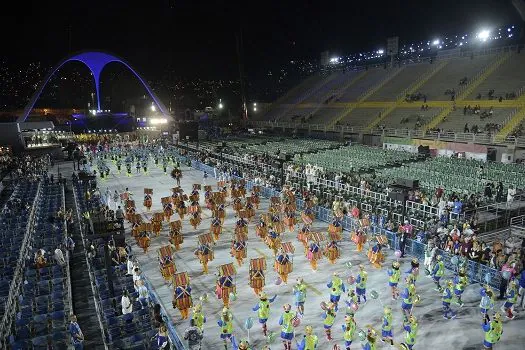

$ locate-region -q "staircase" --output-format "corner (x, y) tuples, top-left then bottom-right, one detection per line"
(276, 73), (340, 121)
(495, 107), (525, 141)
(328, 67), (405, 127)
(424, 52), (512, 131)
(66, 183), (107, 349)
(364, 61), (449, 131)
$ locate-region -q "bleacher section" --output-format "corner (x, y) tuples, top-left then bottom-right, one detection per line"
(339, 108), (384, 126)
(467, 53), (525, 100)
(338, 68), (387, 102)
(437, 108), (515, 132)
(366, 63), (432, 101)
(379, 107), (439, 129)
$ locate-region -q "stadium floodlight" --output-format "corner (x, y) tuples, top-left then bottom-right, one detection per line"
(218, 103), (223, 109)
(151, 104), (156, 112)
(150, 118), (168, 125)
(377, 49), (384, 55)
(432, 39), (440, 46)
(253, 102), (257, 106)
(253, 107), (257, 112)
(329, 57), (339, 64)
(477, 30), (490, 41)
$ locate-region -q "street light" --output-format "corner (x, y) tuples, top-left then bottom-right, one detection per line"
(218, 98), (224, 109)
(151, 103), (156, 112)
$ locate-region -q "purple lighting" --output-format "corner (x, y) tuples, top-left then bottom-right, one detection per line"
(18, 51), (170, 122)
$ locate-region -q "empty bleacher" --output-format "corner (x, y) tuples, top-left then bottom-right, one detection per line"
(417, 54), (497, 100)
(338, 67), (388, 102)
(466, 53), (525, 100)
(338, 108), (383, 126)
(366, 63), (433, 101)
(302, 70), (361, 103)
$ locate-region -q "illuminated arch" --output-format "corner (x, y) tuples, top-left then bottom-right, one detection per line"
(18, 51), (170, 122)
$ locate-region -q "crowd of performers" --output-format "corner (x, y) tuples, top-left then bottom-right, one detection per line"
(81, 145), (518, 350)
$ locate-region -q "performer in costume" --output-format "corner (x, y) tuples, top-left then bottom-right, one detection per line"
(169, 226), (183, 250)
(362, 327), (378, 350)
(480, 285), (496, 315)
(177, 199), (187, 220)
(325, 240), (341, 264)
(297, 224), (310, 249)
(144, 193), (152, 211)
(368, 241), (384, 269)
(196, 243), (212, 274)
(35, 250), (47, 269)
(388, 261), (401, 300)
(245, 201), (255, 222)
(173, 283), (192, 319)
(252, 292), (277, 336)
(210, 216), (223, 241)
(454, 267), (468, 307)
(381, 306), (394, 345)
(400, 278), (417, 319)
(256, 216), (268, 240)
(442, 280), (457, 319)
(231, 239), (247, 267)
(266, 229), (282, 256)
(284, 211), (296, 232)
(431, 255), (445, 292)
(278, 304), (297, 350)
(327, 272), (345, 311)
(234, 217), (248, 240)
(163, 201), (173, 221)
(191, 303), (206, 333)
(293, 278), (307, 315)
(138, 230), (151, 253)
(298, 325), (318, 350)
(355, 265), (368, 304)
(251, 190), (260, 210)
(271, 213), (284, 234)
(322, 302), (337, 340)
(482, 312), (503, 349)
(232, 338), (251, 350)
(406, 258), (420, 285)
(502, 278), (518, 320)
(217, 307), (233, 349)
(328, 217), (342, 235)
(342, 314), (356, 350)
(216, 274), (235, 308)
(401, 315), (418, 350)
(355, 229), (366, 253)
(190, 211), (202, 230)
(275, 247), (292, 284)
(307, 239), (321, 272)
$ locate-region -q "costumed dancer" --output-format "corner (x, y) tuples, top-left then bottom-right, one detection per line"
(381, 306), (394, 345)
(355, 265), (368, 304)
(297, 224), (310, 250)
(138, 228), (151, 253)
(169, 223), (183, 250)
(361, 327), (378, 350)
(231, 338), (251, 350)
(307, 239), (321, 272)
(275, 247), (292, 284)
(256, 216), (268, 240)
(400, 278), (417, 320)
(355, 228), (366, 253)
(406, 258), (420, 285)
(293, 278), (307, 315)
(284, 211), (296, 232)
(442, 280), (457, 319)
(211, 216), (223, 242)
(480, 285), (496, 316)
(278, 304), (297, 350)
(192, 303), (206, 333)
(482, 312), (503, 349)
(401, 315), (418, 350)
(217, 273), (235, 308)
(177, 199), (187, 220)
(388, 261), (401, 300)
(328, 217), (342, 236)
(271, 213), (285, 235)
(231, 239), (247, 267)
(251, 189), (260, 210)
(431, 255), (445, 292)
(267, 228), (282, 256)
(327, 272), (345, 311)
(217, 307), (233, 349)
(298, 325), (318, 350)
(173, 282), (192, 319)
(190, 211), (202, 230)
(245, 201), (255, 223)
(144, 192), (152, 211)
(341, 314), (356, 350)
(252, 292), (277, 336)
(454, 267), (468, 307)
(325, 240), (341, 265)
(501, 278), (518, 320)
(235, 217), (248, 241)
(367, 241), (384, 269)
(163, 200), (174, 221)
(322, 302), (337, 341)
(196, 243), (213, 274)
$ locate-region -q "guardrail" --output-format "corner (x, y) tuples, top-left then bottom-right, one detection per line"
(0, 181), (41, 345)
(189, 158), (504, 290)
(61, 183), (73, 317)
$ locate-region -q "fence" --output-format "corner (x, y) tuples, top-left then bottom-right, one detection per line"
(190, 158), (503, 290)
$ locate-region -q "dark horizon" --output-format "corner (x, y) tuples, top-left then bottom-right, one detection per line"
(2, 0), (523, 80)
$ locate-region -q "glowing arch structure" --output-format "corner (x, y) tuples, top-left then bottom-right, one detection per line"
(18, 51), (170, 122)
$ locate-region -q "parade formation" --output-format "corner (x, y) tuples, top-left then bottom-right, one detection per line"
(81, 142), (522, 350)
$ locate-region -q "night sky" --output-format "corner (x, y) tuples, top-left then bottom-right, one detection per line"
(1, 0), (522, 80)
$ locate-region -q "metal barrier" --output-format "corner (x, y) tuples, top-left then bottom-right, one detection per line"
(188, 158), (504, 290)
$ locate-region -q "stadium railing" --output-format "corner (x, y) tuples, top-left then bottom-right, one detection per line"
(188, 158), (503, 290)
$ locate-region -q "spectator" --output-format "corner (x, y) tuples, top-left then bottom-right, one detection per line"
(155, 323), (170, 349)
(184, 319), (203, 349)
(151, 304), (163, 328)
(69, 315), (84, 350)
(115, 206), (124, 226)
(121, 290), (133, 315)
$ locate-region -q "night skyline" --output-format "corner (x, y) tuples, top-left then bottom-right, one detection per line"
(2, 0), (522, 81)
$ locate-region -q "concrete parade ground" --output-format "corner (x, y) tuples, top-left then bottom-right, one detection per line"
(97, 160), (525, 350)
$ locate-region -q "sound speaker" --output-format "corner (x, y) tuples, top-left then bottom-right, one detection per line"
(487, 147), (497, 162)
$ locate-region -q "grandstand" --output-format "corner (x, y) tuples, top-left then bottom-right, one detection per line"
(258, 45), (525, 144)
